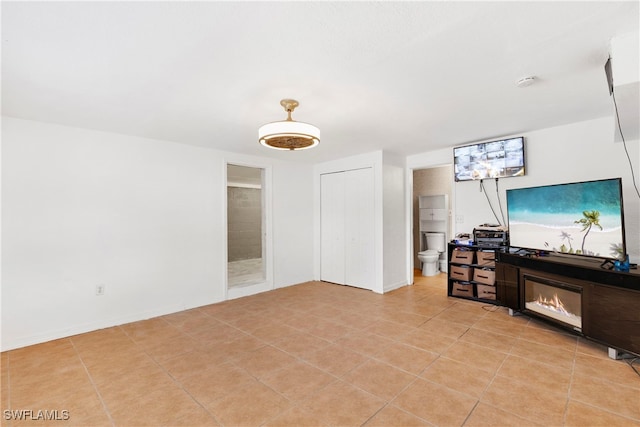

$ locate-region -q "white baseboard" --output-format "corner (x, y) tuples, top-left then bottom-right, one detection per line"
(384, 280), (408, 293)
(227, 281), (273, 300)
(1, 299), (223, 352)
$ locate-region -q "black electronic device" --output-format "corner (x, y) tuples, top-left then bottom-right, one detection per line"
(605, 57), (614, 96)
(473, 226), (509, 247)
(453, 136), (525, 182)
(506, 178), (626, 261)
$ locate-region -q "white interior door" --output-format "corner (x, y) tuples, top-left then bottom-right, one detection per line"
(320, 172), (346, 284)
(320, 168), (374, 290)
(345, 168), (375, 289)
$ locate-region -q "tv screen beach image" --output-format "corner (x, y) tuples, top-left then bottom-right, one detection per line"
(507, 179), (624, 258)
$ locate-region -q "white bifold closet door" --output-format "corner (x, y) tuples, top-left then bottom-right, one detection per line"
(320, 168), (375, 290)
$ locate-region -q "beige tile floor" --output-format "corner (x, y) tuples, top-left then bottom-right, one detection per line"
(1, 273), (639, 426)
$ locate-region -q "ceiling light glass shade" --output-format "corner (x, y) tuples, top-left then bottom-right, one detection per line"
(258, 121), (320, 150)
(258, 99), (320, 150)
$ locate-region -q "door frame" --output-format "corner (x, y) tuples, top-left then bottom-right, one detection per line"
(405, 162), (455, 285)
(224, 160), (274, 300)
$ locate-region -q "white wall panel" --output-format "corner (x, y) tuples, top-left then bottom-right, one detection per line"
(1, 117), (314, 350)
(382, 157), (408, 292)
(320, 172), (346, 285)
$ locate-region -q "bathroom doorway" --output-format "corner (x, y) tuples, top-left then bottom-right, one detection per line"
(227, 164), (266, 288)
(413, 165), (453, 277)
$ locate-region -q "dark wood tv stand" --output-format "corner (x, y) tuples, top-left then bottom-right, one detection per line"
(496, 250), (640, 358)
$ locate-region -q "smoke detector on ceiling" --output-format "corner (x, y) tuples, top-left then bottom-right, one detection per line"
(516, 76), (537, 88)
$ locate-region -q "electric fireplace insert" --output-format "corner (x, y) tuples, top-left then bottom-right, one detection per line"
(523, 274), (583, 332)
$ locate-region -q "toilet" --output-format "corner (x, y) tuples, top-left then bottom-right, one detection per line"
(417, 232), (446, 276)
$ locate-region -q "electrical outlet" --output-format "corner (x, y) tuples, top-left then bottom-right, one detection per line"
(456, 215), (464, 223)
(95, 284), (105, 296)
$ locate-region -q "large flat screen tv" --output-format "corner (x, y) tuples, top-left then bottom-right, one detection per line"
(506, 178), (626, 260)
(453, 136), (525, 182)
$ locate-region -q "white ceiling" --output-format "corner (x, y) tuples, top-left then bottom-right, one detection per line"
(2, 1), (638, 164)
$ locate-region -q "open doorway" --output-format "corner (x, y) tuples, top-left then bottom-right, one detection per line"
(227, 164), (265, 288)
(412, 165), (453, 279)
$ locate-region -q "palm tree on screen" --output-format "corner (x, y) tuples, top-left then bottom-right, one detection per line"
(559, 231), (574, 253)
(575, 210), (602, 254)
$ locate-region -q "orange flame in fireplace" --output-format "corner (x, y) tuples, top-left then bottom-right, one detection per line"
(535, 293), (571, 316)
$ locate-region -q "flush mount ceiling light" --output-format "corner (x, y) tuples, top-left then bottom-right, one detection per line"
(258, 99), (320, 150)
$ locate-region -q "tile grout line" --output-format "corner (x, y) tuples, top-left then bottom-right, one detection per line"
(567, 344), (640, 422)
(8, 278), (639, 426)
(562, 332), (580, 425)
(68, 337), (115, 427)
(219, 331), (357, 426)
(460, 400), (481, 427)
(124, 323), (227, 427)
(469, 314), (528, 424)
(238, 318), (434, 426)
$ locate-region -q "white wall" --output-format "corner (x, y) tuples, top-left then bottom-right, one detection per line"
(1, 117), (313, 350)
(4, 114), (637, 350)
(382, 153), (407, 292)
(611, 31), (639, 87)
(610, 31), (640, 143)
(407, 117), (640, 263)
(271, 162), (315, 288)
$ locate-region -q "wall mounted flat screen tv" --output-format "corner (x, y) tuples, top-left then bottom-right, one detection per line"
(506, 178), (626, 260)
(454, 136), (525, 182)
